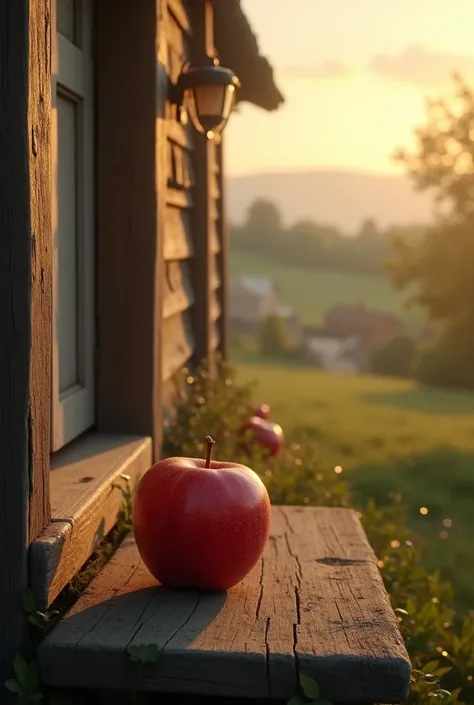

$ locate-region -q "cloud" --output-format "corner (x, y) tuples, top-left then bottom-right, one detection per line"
(282, 60), (351, 80)
(370, 45), (474, 87)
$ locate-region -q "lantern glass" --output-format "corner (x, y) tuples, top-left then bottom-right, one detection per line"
(185, 82), (237, 136)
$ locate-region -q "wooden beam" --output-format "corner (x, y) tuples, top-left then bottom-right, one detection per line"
(0, 0), (33, 685)
(38, 507), (411, 702)
(28, 0), (52, 542)
(96, 0), (165, 460)
(215, 137), (229, 359)
(188, 0), (214, 366)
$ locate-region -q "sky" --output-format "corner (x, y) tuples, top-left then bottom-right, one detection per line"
(225, 0), (474, 177)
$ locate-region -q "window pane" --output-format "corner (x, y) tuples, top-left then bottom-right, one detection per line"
(57, 0), (77, 44)
(57, 94), (80, 394)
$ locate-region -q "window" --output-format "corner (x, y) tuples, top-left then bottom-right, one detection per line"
(51, 0), (95, 451)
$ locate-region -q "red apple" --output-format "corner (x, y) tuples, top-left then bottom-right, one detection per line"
(132, 436), (271, 592)
(241, 416), (284, 458)
(253, 403), (271, 420)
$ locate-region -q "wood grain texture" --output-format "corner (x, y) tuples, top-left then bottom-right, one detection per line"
(162, 311), (195, 382)
(167, 120), (193, 150)
(30, 435), (152, 609)
(0, 0), (32, 685)
(38, 507), (410, 702)
(164, 206), (194, 261)
(167, 0), (191, 35)
(215, 138), (229, 358)
(166, 186), (193, 209)
(163, 261), (195, 320)
(96, 0), (163, 455)
(28, 0), (52, 542)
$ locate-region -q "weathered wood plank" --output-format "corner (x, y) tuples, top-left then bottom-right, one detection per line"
(167, 119), (193, 150)
(30, 435), (152, 609)
(162, 311), (195, 382)
(210, 256), (221, 289)
(210, 171), (220, 199)
(163, 260), (194, 320)
(163, 206), (194, 261)
(167, 0), (191, 35)
(166, 186), (193, 209)
(168, 142), (195, 189)
(96, 0), (164, 456)
(210, 289), (221, 321)
(211, 320), (220, 352)
(166, 10), (190, 83)
(210, 218), (220, 254)
(0, 0), (33, 685)
(38, 507), (410, 702)
(215, 138), (229, 358)
(28, 0), (52, 542)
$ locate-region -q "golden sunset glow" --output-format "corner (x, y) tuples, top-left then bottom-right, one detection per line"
(226, 0), (474, 176)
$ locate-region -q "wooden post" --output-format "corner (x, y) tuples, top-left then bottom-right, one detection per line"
(28, 0), (52, 542)
(189, 0), (214, 367)
(215, 136), (229, 359)
(0, 0), (34, 686)
(96, 0), (164, 460)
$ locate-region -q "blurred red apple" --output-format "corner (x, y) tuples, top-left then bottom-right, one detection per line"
(253, 403), (271, 420)
(241, 416), (284, 458)
(132, 437), (271, 591)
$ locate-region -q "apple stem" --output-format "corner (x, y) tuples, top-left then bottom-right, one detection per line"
(205, 435), (215, 468)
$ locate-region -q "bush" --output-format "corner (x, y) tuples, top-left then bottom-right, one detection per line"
(260, 313), (292, 357)
(372, 335), (416, 378)
(414, 327), (474, 390)
(164, 359), (474, 705)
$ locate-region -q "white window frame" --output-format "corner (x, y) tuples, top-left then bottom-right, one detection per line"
(51, 0), (95, 452)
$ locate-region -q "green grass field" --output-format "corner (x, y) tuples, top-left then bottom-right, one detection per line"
(230, 249), (423, 330)
(233, 349), (474, 611)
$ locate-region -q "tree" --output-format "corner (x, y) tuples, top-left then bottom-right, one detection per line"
(260, 314), (291, 358)
(245, 199), (283, 236)
(371, 335), (416, 378)
(388, 75), (474, 342)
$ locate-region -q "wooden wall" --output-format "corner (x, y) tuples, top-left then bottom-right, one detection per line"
(162, 0), (225, 405)
(162, 0), (196, 400)
(209, 138), (223, 355)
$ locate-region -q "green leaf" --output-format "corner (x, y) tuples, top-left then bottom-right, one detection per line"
(28, 612), (48, 629)
(287, 697), (305, 705)
(299, 674), (320, 699)
(423, 661), (440, 674)
(4, 678), (23, 694)
(25, 661), (40, 693)
(13, 654), (29, 686)
(21, 589), (37, 614)
(24, 692), (43, 703)
(126, 644), (162, 664)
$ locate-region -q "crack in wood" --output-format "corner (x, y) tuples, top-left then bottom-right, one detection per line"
(38, 508), (411, 702)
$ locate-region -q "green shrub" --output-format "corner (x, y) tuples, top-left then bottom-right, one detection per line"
(260, 313), (292, 358)
(164, 359), (474, 705)
(414, 327), (474, 390)
(372, 335), (416, 377)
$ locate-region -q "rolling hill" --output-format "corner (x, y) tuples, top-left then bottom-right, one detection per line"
(227, 169), (435, 231)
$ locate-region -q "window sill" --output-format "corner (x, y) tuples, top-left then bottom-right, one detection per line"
(30, 433), (152, 610)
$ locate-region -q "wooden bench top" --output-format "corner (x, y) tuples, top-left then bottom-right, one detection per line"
(38, 506), (410, 702)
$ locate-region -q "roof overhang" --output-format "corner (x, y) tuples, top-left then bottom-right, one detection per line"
(212, 0), (284, 112)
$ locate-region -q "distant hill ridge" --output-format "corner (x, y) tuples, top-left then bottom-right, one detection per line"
(226, 169), (435, 232)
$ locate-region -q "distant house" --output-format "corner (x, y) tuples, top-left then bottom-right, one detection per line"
(229, 276), (279, 327)
(304, 335), (362, 373)
(324, 304), (404, 350)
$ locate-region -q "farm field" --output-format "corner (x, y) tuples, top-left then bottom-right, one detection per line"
(233, 349), (474, 611)
(230, 249), (423, 331)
